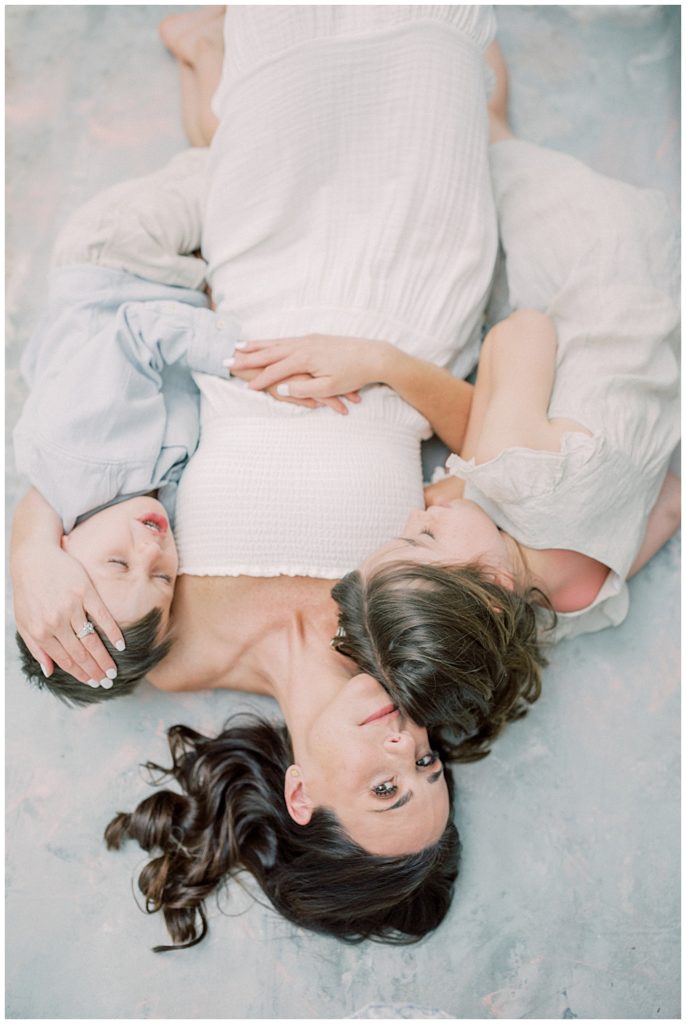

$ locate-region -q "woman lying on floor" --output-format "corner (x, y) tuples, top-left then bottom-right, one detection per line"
(8, 6), (679, 950)
(12, 5), (503, 948)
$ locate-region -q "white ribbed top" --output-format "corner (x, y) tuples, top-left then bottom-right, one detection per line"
(179, 6), (497, 577)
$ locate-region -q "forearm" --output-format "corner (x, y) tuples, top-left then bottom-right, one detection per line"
(376, 345), (474, 453)
(11, 487), (63, 564)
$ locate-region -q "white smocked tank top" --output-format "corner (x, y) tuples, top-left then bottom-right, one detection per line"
(174, 379), (430, 577)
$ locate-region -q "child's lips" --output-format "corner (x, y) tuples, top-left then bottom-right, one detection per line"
(137, 513), (169, 536)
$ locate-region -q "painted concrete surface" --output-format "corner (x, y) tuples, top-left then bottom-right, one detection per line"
(6, 6), (680, 1019)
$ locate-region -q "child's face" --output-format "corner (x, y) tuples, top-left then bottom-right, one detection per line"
(62, 497), (178, 628)
(361, 500), (512, 584)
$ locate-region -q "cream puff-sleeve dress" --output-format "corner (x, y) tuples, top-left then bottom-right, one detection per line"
(447, 139), (680, 640)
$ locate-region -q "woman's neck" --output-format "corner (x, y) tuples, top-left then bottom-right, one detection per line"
(264, 599), (357, 744)
(151, 575), (342, 694)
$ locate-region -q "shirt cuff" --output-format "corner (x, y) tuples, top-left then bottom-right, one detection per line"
(188, 309), (242, 377)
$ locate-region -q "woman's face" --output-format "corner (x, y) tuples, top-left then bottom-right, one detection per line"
(289, 673), (450, 856)
(62, 497), (178, 627)
(361, 500), (511, 580)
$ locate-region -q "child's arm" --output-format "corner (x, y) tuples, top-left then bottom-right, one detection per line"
(115, 300), (240, 379)
(10, 488), (124, 685)
(230, 335), (474, 453)
(425, 309), (559, 506)
(627, 472), (681, 577)
(52, 147), (210, 291)
(467, 309), (560, 464)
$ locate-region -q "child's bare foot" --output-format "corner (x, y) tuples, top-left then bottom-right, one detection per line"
(485, 41), (514, 143)
(160, 6), (225, 64)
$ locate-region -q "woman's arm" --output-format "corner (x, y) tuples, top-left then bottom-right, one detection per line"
(10, 488), (124, 684)
(230, 335), (474, 453)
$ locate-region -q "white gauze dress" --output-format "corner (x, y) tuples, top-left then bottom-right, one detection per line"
(447, 140), (680, 640)
(174, 5), (497, 577)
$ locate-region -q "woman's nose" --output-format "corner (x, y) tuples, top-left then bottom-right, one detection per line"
(383, 731), (415, 755)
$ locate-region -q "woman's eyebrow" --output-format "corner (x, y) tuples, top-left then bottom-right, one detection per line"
(373, 790), (414, 813)
(427, 768), (444, 784)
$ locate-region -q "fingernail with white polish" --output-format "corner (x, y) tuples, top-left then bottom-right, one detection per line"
(106, 668), (117, 680)
(40, 663), (49, 678)
(87, 679), (100, 688)
(276, 384), (290, 396)
(115, 640), (126, 652)
(235, 341), (247, 349)
(223, 357), (235, 369)
(100, 678), (114, 690)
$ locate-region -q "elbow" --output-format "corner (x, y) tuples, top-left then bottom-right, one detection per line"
(663, 472), (682, 536)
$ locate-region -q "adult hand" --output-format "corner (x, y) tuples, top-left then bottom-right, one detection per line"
(229, 362), (357, 415)
(228, 334), (389, 402)
(12, 543), (124, 688)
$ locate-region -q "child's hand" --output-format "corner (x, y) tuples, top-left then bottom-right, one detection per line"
(13, 543), (124, 687)
(229, 334), (392, 402)
(423, 475), (465, 507)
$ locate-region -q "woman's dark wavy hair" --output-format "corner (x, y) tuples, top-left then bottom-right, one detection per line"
(15, 608), (172, 706)
(331, 562), (555, 763)
(105, 713), (460, 950)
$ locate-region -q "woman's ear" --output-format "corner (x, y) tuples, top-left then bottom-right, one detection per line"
(283, 765), (314, 826)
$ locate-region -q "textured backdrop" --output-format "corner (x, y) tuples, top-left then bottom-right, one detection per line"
(6, 5), (680, 1019)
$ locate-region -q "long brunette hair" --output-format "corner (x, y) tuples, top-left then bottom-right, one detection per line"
(331, 562), (554, 763)
(105, 714), (460, 950)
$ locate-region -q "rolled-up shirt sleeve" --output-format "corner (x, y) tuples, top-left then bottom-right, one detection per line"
(116, 301), (241, 379)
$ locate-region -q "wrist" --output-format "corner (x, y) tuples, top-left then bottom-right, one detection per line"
(373, 340), (405, 385)
(377, 344), (415, 389)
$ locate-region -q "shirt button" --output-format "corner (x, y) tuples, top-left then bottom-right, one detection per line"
(164, 303), (175, 314)
(216, 320), (225, 330)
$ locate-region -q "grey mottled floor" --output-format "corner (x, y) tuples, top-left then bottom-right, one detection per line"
(6, 6), (680, 1020)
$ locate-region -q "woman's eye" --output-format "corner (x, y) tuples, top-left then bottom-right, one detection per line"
(156, 574), (173, 584)
(420, 529), (436, 539)
(108, 558), (129, 569)
(372, 780), (398, 799)
(416, 751), (439, 768)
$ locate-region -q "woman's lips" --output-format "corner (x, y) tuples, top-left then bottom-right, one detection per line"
(137, 513), (169, 536)
(360, 703), (397, 726)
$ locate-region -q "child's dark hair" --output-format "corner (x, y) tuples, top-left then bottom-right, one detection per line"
(331, 562), (555, 763)
(15, 608), (172, 706)
(106, 714), (460, 949)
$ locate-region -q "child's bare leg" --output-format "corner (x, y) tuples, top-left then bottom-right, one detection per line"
(485, 41), (514, 144)
(160, 7), (226, 147)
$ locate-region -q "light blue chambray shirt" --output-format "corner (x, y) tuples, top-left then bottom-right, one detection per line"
(13, 263), (240, 532)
